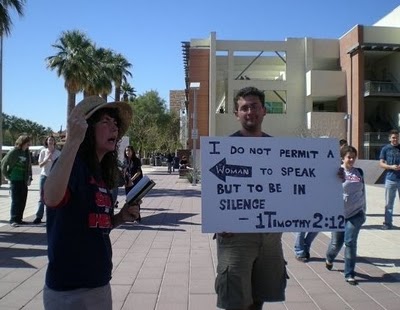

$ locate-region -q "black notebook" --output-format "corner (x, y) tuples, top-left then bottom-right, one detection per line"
(126, 175), (156, 204)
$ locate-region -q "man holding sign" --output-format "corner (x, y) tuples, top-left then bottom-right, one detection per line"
(214, 87), (287, 310)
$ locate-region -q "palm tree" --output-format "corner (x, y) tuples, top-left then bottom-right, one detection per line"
(7, 115), (23, 142)
(0, 0), (25, 36)
(84, 47), (114, 100)
(111, 53), (132, 101)
(0, 0), (26, 157)
(121, 82), (136, 102)
(46, 30), (94, 118)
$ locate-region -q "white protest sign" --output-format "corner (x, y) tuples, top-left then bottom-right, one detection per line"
(200, 137), (344, 233)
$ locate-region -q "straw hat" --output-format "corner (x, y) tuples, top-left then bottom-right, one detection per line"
(74, 96), (133, 139)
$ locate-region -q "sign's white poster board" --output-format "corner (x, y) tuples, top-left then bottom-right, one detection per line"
(200, 137), (344, 233)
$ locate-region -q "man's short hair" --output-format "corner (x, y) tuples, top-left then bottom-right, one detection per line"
(389, 129), (399, 136)
(234, 87), (265, 111)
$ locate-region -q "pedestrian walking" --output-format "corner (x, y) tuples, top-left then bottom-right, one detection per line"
(1, 134), (33, 227)
(326, 145), (366, 285)
(167, 152), (173, 174)
(294, 232), (318, 261)
(379, 129), (400, 230)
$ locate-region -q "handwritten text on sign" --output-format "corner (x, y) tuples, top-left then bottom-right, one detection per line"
(200, 137), (343, 233)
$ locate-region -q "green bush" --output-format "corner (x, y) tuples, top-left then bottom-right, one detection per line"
(186, 168), (201, 184)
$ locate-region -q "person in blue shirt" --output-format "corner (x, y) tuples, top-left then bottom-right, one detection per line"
(379, 129), (400, 230)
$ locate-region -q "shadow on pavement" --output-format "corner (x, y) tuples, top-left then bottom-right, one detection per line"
(0, 230), (47, 246)
(0, 248), (47, 268)
(356, 272), (399, 283)
(0, 231), (47, 268)
(116, 187), (201, 199)
(147, 188), (201, 198)
(359, 255), (400, 269)
(140, 207), (171, 212)
(117, 225), (186, 232)
(116, 212), (199, 232)
(362, 224), (400, 230)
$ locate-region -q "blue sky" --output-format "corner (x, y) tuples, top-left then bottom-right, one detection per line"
(3, 0), (400, 131)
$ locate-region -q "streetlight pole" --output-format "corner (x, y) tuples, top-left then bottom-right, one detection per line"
(190, 82), (200, 186)
(344, 113), (352, 145)
(180, 100), (188, 149)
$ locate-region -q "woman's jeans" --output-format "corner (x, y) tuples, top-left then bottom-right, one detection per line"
(36, 175), (47, 220)
(384, 179), (400, 226)
(326, 211), (365, 278)
(10, 180), (28, 223)
(294, 232), (319, 257)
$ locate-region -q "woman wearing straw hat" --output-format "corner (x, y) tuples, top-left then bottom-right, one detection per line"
(42, 96), (138, 309)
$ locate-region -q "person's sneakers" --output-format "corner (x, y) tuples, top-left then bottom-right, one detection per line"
(381, 224), (392, 230)
(10, 222), (19, 227)
(33, 218), (42, 224)
(295, 255), (308, 262)
(305, 252), (310, 260)
(345, 277), (358, 285)
(325, 260), (333, 271)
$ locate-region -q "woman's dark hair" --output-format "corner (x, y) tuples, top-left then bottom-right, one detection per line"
(43, 135), (55, 147)
(340, 145), (357, 158)
(78, 108), (121, 189)
(15, 134), (31, 148)
(339, 139), (348, 147)
(124, 145), (138, 160)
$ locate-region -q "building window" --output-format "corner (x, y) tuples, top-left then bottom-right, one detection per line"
(313, 101), (338, 112)
(265, 90), (286, 114)
(232, 51), (286, 81)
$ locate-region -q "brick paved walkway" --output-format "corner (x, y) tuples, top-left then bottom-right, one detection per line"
(0, 166), (399, 309)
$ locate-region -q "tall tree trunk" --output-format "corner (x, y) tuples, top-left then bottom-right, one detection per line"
(67, 91), (77, 119)
(114, 85), (121, 102)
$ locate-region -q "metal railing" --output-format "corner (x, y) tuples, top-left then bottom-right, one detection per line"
(364, 81), (400, 96)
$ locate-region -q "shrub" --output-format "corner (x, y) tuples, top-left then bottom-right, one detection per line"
(186, 168), (201, 184)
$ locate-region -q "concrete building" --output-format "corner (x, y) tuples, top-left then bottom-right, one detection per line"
(181, 5), (400, 161)
(169, 90), (185, 115)
(169, 90), (188, 149)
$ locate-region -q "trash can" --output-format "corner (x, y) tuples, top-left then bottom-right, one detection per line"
(155, 156), (161, 166)
(173, 157), (180, 170)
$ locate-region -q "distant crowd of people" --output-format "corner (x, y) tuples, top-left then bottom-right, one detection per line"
(0, 87), (398, 309)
